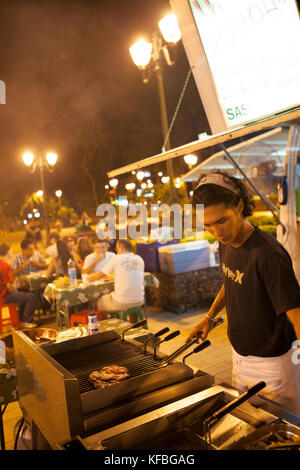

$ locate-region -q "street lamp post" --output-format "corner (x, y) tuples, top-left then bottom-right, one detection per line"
(129, 13), (181, 204)
(22, 151), (58, 242)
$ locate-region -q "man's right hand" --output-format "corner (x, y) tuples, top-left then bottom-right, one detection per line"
(185, 316), (213, 343)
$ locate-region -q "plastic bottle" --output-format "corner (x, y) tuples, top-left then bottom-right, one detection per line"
(67, 258), (77, 288)
(88, 312), (99, 335)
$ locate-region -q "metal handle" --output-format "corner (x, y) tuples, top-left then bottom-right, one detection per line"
(189, 315), (225, 343)
(209, 316), (225, 330)
(163, 330), (180, 342)
(159, 317), (224, 367)
(183, 340), (211, 363)
(143, 327), (170, 353)
(154, 330), (180, 356)
(154, 327), (170, 338)
(122, 319), (147, 340)
(206, 381), (266, 426)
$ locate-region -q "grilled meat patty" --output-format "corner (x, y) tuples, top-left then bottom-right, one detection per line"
(89, 365), (129, 389)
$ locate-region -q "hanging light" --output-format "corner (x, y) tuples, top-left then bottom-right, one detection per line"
(161, 176), (170, 184)
(184, 154), (198, 167)
(136, 171), (145, 181)
(109, 178), (119, 188)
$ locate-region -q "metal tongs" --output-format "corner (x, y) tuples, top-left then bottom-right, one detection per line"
(143, 327), (170, 354)
(158, 316), (225, 368)
(153, 330), (180, 357)
(182, 340), (211, 363)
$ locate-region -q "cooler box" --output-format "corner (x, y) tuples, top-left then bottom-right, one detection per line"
(158, 240), (210, 274)
(136, 240), (178, 272)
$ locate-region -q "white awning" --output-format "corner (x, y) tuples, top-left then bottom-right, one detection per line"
(181, 127), (289, 182)
(107, 107), (300, 178)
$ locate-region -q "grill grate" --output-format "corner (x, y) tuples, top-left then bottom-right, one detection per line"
(52, 339), (162, 393)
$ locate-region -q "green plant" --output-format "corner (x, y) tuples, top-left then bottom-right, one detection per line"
(247, 214), (276, 226)
(258, 225), (277, 236)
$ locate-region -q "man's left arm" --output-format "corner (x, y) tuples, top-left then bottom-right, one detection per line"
(287, 307), (300, 340)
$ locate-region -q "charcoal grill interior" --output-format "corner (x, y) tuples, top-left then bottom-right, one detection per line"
(51, 339), (162, 394)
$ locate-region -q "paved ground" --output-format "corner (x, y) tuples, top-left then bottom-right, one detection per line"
(2, 304), (232, 450)
(145, 305), (233, 386)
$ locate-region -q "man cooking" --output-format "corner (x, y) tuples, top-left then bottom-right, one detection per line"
(88, 239), (145, 312)
(186, 171), (300, 415)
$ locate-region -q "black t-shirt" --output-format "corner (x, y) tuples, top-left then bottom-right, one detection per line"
(219, 226), (300, 357)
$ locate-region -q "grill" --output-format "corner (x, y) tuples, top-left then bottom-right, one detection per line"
(12, 327), (214, 449)
(53, 340), (162, 394)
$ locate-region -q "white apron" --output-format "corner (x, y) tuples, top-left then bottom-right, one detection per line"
(232, 346), (300, 416)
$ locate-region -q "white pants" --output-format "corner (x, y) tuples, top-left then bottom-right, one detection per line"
(96, 292), (144, 312)
(232, 347), (300, 416)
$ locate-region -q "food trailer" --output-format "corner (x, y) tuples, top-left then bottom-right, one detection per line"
(107, 0), (300, 284)
(9, 0), (300, 452)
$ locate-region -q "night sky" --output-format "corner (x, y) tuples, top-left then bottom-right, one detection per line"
(0, 0), (209, 217)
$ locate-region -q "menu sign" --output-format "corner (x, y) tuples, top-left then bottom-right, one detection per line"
(175, 0), (300, 130)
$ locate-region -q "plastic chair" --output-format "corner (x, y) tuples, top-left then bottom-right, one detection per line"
(118, 306), (144, 323)
(0, 303), (21, 334)
(69, 309), (105, 327)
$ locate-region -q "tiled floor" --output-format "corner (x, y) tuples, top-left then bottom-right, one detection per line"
(1, 305), (232, 450)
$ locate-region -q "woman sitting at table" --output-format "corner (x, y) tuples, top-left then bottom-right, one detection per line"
(57, 239), (82, 277)
(77, 237), (93, 265)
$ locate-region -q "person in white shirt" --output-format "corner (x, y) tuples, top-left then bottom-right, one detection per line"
(88, 239), (145, 312)
(82, 239), (115, 275)
(45, 232), (60, 259)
